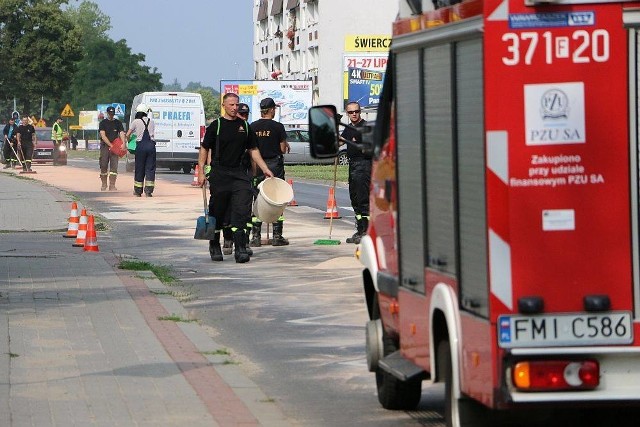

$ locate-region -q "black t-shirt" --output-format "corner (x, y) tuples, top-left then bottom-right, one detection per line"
(202, 117), (257, 168)
(341, 119), (370, 160)
(17, 124), (35, 144)
(250, 118), (287, 159)
(99, 118), (124, 142)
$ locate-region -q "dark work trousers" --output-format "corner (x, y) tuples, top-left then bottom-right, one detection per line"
(20, 141), (34, 166)
(134, 140), (156, 194)
(99, 142), (119, 177)
(348, 158), (372, 217)
(208, 166), (253, 231)
(3, 139), (14, 162)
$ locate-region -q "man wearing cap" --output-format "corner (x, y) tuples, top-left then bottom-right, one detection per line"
(250, 97), (291, 246)
(197, 93), (274, 264)
(98, 106), (126, 191)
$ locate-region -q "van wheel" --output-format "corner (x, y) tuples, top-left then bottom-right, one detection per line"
(183, 165), (192, 174)
(375, 330), (422, 410)
(437, 339), (488, 427)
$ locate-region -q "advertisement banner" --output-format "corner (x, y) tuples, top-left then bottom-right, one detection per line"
(343, 54), (388, 109)
(79, 111), (100, 130)
(220, 80), (313, 125)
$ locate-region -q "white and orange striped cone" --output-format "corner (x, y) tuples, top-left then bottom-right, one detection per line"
(63, 201), (80, 238)
(287, 179), (298, 206)
(191, 164), (200, 186)
(72, 209), (88, 247)
(323, 187), (341, 219)
(83, 215), (100, 252)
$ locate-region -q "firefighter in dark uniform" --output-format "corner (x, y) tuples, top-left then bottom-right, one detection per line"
(2, 117), (19, 168)
(341, 101), (371, 244)
(250, 97), (291, 246)
(220, 103), (254, 256)
(16, 116), (36, 172)
(197, 93), (273, 263)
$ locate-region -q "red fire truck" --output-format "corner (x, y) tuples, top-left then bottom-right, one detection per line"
(309, 0), (640, 424)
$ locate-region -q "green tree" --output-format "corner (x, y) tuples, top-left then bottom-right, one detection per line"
(194, 88), (220, 122)
(0, 0), (83, 118)
(162, 78), (182, 92)
(63, 1), (162, 119)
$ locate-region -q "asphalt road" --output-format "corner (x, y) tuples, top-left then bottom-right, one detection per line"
(61, 159), (446, 426)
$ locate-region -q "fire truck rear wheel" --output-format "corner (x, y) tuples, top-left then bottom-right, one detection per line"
(437, 339), (488, 427)
(375, 331), (422, 410)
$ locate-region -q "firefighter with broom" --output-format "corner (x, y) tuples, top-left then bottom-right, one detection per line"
(2, 116), (19, 169)
(16, 116), (36, 172)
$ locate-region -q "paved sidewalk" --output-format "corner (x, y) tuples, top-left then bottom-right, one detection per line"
(0, 173), (291, 426)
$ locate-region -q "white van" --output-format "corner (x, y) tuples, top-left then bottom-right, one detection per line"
(127, 92), (205, 173)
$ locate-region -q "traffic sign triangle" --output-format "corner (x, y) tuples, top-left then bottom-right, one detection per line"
(114, 104), (124, 116)
(61, 104), (74, 117)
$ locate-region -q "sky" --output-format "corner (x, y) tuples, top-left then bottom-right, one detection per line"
(75, 0), (254, 90)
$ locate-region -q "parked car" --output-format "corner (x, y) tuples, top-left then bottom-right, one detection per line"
(32, 127), (67, 166)
(285, 129), (348, 165)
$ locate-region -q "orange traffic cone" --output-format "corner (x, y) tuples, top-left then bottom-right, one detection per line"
(287, 179), (298, 206)
(191, 164), (200, 186)
(63, 202), (80, 238)
(73, 209), (88, 247)
(323, 187), (341, 219)
(83, 215), (100, 252)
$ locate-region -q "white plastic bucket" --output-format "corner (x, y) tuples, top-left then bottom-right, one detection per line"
(253, 177), (294, 223)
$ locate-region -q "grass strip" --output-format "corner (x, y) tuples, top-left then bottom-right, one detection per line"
(118, 260), (177, 284)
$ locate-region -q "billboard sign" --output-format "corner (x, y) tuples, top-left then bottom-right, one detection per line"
(220, 80), (313, 125)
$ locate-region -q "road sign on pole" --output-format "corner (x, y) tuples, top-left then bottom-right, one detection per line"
(61, 104), (75, 117)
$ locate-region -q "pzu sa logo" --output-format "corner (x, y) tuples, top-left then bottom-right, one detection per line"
(568, 12), (595, 26)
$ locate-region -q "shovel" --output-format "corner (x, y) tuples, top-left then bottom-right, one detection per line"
(194, 184), (217, 240)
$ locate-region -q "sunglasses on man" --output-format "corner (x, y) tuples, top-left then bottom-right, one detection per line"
(347, 110), (361, 114)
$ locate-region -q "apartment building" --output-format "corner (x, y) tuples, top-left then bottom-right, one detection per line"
(253, 0), (397, 114)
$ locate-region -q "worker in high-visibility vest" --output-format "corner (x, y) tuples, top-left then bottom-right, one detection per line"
(52, 117), (64, 146)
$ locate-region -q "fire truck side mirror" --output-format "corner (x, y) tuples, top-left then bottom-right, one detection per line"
(308, 105), (340, 159)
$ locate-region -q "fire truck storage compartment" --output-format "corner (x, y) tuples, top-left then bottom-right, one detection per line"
(395, 20), (488, 317)
(628, 18), (640, 316)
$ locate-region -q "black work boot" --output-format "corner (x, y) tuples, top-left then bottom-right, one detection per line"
(222, 228), (233, 255)
(346, 218), (367, 244)
(209, 232), (223, 262)
(346, 221), (360, 244)
(272, 221), (289, 246)
(250, 223), (262, 247)
(108, 176), (117, 191)
(234, 230), (250, 263)
(100, 175), (108, 191)
(244, 229), (253, 256)
(144, 186), (153, 197)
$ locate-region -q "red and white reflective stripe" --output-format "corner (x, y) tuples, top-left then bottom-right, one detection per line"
(487, 130), (512, 310)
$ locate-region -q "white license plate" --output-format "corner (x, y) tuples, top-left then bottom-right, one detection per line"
(498, 312), (633, 348)
(36, 151), (52, 156)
